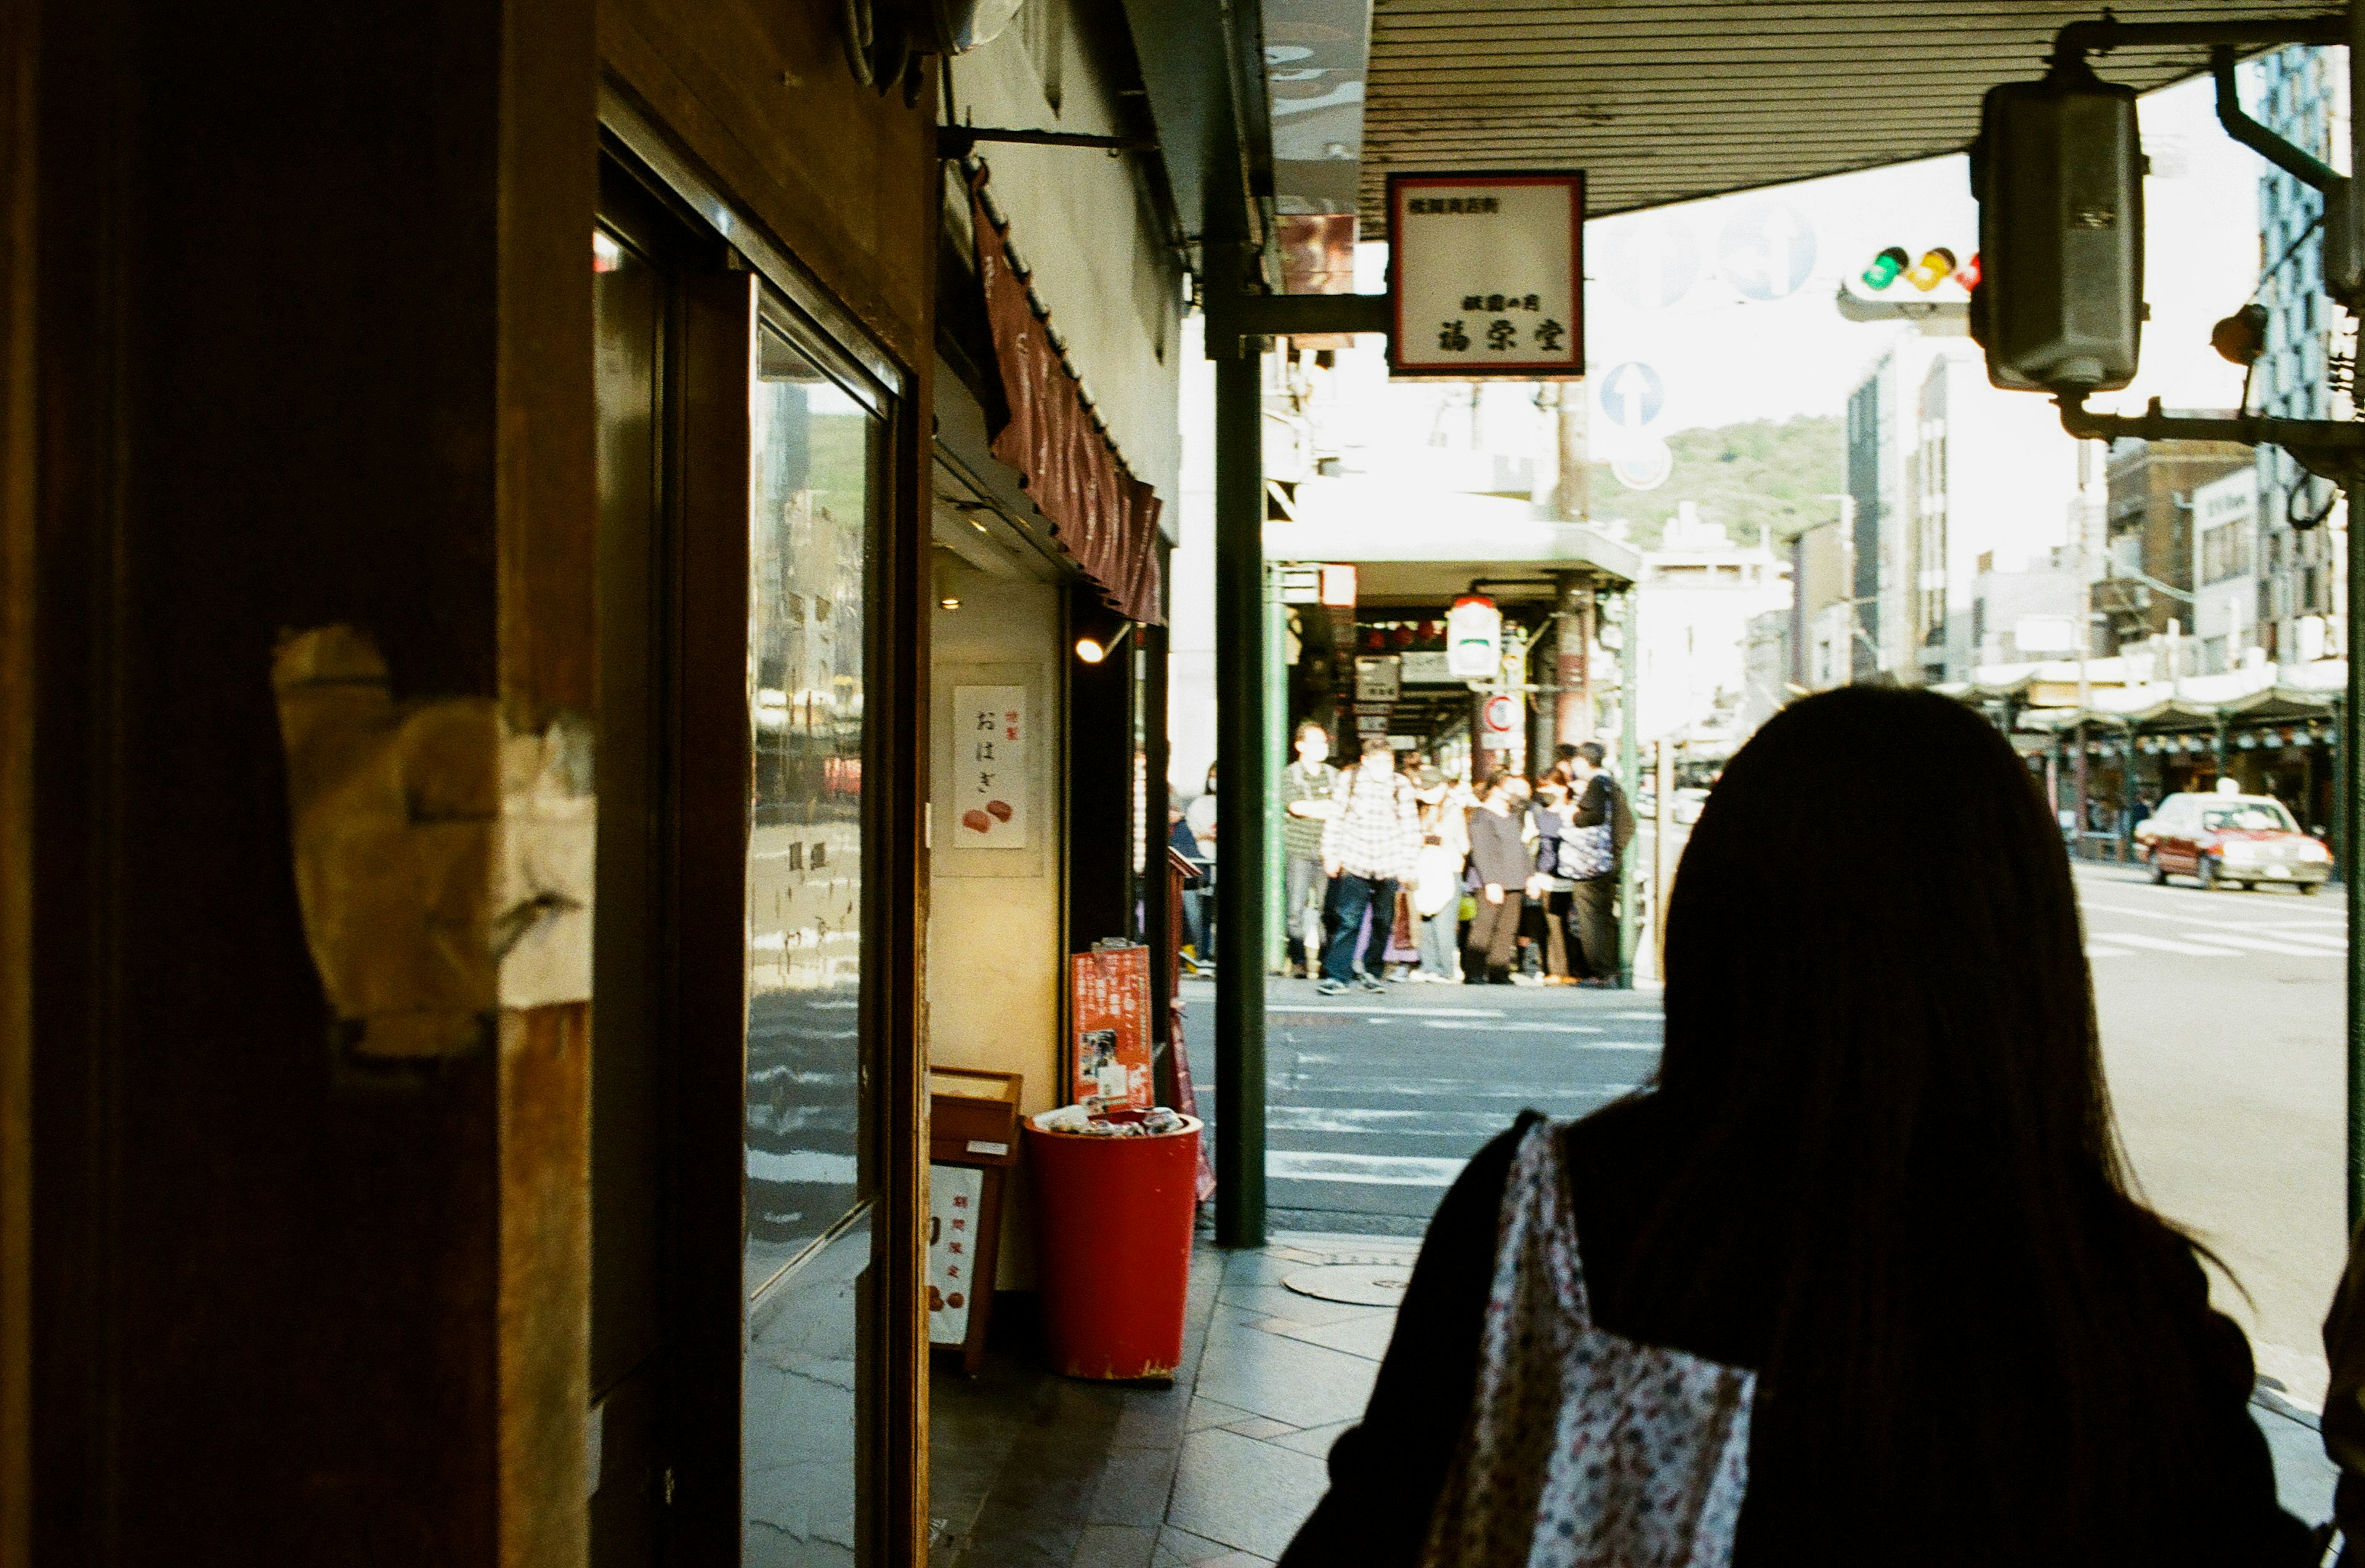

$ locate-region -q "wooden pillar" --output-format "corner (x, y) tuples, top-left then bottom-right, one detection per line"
(7, 0), (596, 1559)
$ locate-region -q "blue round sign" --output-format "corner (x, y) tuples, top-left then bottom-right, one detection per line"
(1716, 203), (1817, 301)
(1595, 218), (1700, 310)
(1598, 362), (1665, 430)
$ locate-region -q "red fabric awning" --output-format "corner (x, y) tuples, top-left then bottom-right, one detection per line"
(971, 175), (1164, 626)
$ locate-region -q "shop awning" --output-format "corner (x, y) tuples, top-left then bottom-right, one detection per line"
(971, 176), (1165, 625)
(1354, 1), (2331, 222)
(1952, 660), (2350, 732)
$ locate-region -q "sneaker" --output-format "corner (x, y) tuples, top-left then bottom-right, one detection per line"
(1385, 967), (1413, 984)
(1356, 973), (1386, 992)
(1315, 977), (1349, 996)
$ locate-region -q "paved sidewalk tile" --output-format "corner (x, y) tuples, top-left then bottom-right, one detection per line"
(1165, 1428), (1330, 1561)
(1073, 1524), (1159, 1568)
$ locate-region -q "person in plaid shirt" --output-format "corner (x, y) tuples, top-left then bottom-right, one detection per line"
(1318, 738), (1423, 995)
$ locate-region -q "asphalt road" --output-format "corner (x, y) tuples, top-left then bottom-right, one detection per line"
(1181, 865), (2347, 1400)
(1176, 863), (2346, 1514)
(2078, 862), (2346, 1412)
(1181, 974), (1662, 1238)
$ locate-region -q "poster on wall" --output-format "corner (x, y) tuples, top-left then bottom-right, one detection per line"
(952, 684), (1029, 846)
(1069, 944), (1154, 1112)
(926, 1162), (985, 1345)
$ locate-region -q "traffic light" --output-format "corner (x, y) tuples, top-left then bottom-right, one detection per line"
(1859, 244), (1977, 293)
(1861, 246), (1909, 289)
(1970, 68), (2144, 392)
(1904, 247), (1958, 291)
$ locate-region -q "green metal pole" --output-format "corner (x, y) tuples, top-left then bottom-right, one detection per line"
(1617, 588), (1641, 987)
(1211, 257), (1267, 1248)
(2347, 480), (2363, 1235)
(1265, 565), (1288, 975)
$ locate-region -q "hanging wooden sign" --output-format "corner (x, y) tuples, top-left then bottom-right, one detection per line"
(1388, 171), (1585, 380)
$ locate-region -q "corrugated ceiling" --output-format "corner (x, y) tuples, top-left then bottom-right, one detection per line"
(1357, 1), (2338, 225)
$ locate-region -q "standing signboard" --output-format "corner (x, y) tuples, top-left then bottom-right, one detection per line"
(926, 1067), (1023, 1375)
(1070, 942), (1154, 1112)
(1388, 172), (1585, 379)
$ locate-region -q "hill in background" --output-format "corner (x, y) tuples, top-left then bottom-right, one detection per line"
(1586, 414), (1842, 552)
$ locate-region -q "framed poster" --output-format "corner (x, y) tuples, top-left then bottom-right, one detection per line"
(951, 684), (1029, 846)
(1069, 944), (1154, 1112)
(1388, 171), (1585, 379)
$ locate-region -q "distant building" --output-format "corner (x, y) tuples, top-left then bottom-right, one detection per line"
(2191, 467), (2263, 673)
(1845, 337), (2084, 685)
(2099, 434), (2253, 661)
(1788, 513), (1854, 692)
(1634, 504), (1790, 758)
(2252, 44), (2353, 663)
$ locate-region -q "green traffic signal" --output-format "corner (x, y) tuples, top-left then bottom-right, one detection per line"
(1861, 246), (1910, 290)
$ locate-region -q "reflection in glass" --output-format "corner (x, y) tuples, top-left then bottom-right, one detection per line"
(743, 315), (876, 1560)
(743, 1210), (871, 1567)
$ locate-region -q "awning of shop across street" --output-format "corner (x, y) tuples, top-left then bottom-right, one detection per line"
(1936, 659), (2350, 730)
(1357, 1), (2336, 221)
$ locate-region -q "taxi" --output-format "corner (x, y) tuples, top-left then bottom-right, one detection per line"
(2143, 790), (2331, 893)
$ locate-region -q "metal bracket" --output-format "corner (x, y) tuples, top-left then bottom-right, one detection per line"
(1832, 283), (1970, 326)
(1202, 291), (1393, 358)
(2049, 12), (2347, 70)
(936, 126), (1159, 160)
(2056, 391), (2365, 505)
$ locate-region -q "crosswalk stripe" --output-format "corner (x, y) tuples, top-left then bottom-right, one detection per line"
(2086, 944), (2133, 958)
(2188, 932), (2344, 958)
(1267, 1150), (1467, 1187)
(2088, 931), (2246, 957)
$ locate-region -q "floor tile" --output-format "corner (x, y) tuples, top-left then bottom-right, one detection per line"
(1087, 1445), (1181, 1527)
(1264, 1311), (1399, 1362)
(1190, 1324), (1381, 1429)
(1165, 1429), (1330, 1561)
(1152, 1525), (1235, 1566)
(1218, 1415), (1299, 1440)
(1269, 1419), (1354, 1458)
(1072, 1524), (1158, 1568)
(1213, 1283), (1389, 1328)
(1182, 1396), (1252, 1432)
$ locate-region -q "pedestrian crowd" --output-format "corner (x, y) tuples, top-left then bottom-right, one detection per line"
(1266, 722), (1635, 997)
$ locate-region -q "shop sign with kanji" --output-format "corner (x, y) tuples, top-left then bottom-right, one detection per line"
(1387, 172), (1583, 379)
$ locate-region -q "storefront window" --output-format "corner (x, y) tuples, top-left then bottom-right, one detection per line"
(743, 310), (881, 1565)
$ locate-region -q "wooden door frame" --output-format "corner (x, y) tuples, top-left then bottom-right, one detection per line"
(594, 110), (930, 1566)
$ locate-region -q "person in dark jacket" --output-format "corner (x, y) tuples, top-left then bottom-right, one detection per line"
(1460, 770), (1532, 985)
(1282, 687), (2313, 1568)
(1562, 740), (1630, 985)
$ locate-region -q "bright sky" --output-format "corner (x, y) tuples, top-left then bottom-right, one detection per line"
(1343, 71), (2267, 447)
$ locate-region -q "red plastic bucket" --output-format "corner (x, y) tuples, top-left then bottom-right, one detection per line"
(1023, 1115), (1202, 1381)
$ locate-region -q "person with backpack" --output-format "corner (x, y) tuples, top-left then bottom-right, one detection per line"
(1561, 740), (1633, 987)
(1318, 738), (1423, 996)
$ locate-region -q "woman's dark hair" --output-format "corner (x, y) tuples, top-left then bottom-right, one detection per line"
(1642, 687), (2215, 1562)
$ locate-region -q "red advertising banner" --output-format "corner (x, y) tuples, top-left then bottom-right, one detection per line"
(1070, 944), (1154, 1112)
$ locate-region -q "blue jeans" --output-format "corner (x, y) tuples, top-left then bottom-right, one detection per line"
(1322, 874), (1396, 984)
(1284, 854), (1327, 967)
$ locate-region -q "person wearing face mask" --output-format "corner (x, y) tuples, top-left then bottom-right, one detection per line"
(1318, 738), (1423, 996)
(1461, 769), (1533, 986)
(1280, 721), (1340, 980)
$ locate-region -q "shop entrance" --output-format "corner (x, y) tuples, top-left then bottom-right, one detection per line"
(591, 146), (910, 1567)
